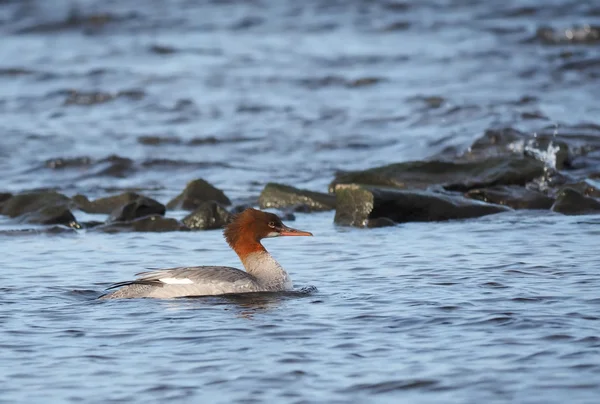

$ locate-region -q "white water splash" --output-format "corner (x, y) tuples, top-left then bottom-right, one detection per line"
(508, 125), (561, 171)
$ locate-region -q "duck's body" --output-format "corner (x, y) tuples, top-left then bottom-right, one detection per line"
(100, 208), (311, 299)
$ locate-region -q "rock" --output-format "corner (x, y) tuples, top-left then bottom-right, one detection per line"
(0, 192), (12, 209)
(330, 157), (545, 193)
(551, 188), (600, 215)
(1, 191), (80, 227)
(0, 192), (13, 203)
(73, 192), (142, 214)
(108, 196), (166, 222)
(367, 217), (396, 228)
(0, 226), (79, 236)
(182, 201), (232, 230)
(80, 220), (104, 229)
(334, 185), (509, 227)
(167, 179), (231, 210)
(557, 181), (600, 199)
(259, 183), (336, 212)
(465, 186), (555, 210)
(278, 212), (296, 221)
(98, 215), (187, 233)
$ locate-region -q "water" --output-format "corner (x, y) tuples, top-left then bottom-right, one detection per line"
(1, 0), (600, 402)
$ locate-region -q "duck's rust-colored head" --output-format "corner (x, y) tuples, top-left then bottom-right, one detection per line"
(224, 208), (312, 258)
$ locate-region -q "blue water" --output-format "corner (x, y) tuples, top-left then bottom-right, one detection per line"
(1, 0), (600, 403)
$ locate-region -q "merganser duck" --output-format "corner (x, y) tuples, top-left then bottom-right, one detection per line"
(100, 208), (313, 299)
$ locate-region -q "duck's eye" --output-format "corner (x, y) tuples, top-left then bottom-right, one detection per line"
(268, 221), (276, 228)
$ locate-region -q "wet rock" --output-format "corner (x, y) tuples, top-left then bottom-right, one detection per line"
(0, 68), (34, 76)
(334, 185), (509, 227)
(109, 196), (166, 223)
(278, 212), (296, 221)
(63, 89), (145, 106)
(298, 75), (384, 89)
(46, 156), (92, 169)
(551, 189), (600, 215)
(98, 215), (186, 233)
(259, 183), (336, 212)
(42, 155), (135, 177)
(0, 226), (79, 236)
(137, 135), (181, 146)
(465, 186), (555, 210)
(1, 191), (79, 227)
(149, 44), (177, 54)
(381, 21), (411, 32)
(347, 77), (383, 88)
(533, 25), (600, 45)
(167, 179), (231, 210)
(80, 221), (104, 229)
(182, 201), (232, 230)
(73, 192), (142, 214)
(230, 16), (264, 30)
(557, 181), (600, 198)
(16, 10), (124, 34)
(466, 127), (527, 158)
(367, 217), (396, 228)
(231, 197), (259, 214)
(98, 155), (135, 177)
(330, 157), (545, 193)
(0, 192), (12, 208)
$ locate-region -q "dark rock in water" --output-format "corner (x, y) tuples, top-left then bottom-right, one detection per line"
(467, 127), (526, 158)
(0, 226), (79, 236)
(557, 181), (600, 199)
(259, 183), (336, 212)
(149, 44), (177, 55)
(1, 191), (80, 227)
(465, 186), (555, 210)
(182, 201), (232, 230)
(73, 192), (142, 214)
(109, 196), (166, 222)
(367, 217), (396, 228)
(46, 156), (92, 169)
(0, 192), (12, 202)
(80, 220), (104, 229)
(231, 197), (259, 214)
(98, 215), (187, 233)
(551, 188), (600, 215)
(0, 192), (12, 209)
(137, 135), (181, 145)
(167, 179), (231, 210)
(334, 185), (509, 227)
(330, 157), (545, 193)
(533, 25), (600, 45)
(95, 155), (135, 177)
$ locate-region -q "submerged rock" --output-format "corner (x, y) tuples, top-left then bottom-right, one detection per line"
(0, 192), (12, 209)
(557, 181), (600, 199)
(330, 157), (545, 193)
(533, 25), (600, 45)
(108, 196), (166, 222)
(259, 183), (336, 212)
(551, 188), (600, 215)
(1, 191), (80, 227)
(98, 215), (186, 233)
(167, 179), (231, 210)
(73, 192), (142, 214)
(334, 185), (509, 227)
(465, 186), (554, 210)
(182, 201), (232, 230)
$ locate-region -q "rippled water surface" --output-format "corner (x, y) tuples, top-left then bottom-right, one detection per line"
(1, 0), (600, 402)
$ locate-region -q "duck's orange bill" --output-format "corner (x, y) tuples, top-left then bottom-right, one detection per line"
(279, 225), (313, 237)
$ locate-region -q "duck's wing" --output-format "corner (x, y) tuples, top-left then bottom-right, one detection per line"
(104, 266), (260, 293)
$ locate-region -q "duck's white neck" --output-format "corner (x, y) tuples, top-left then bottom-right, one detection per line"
(241, 251), (293, 291)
